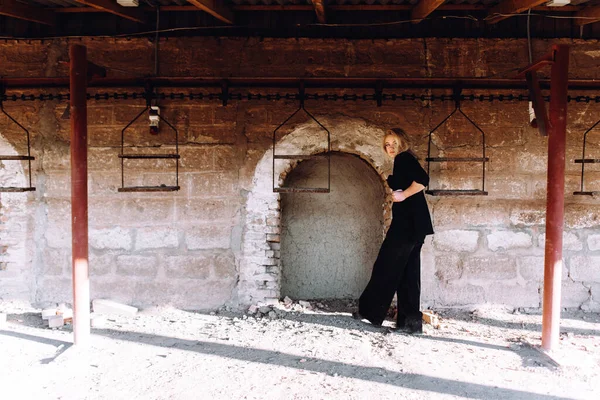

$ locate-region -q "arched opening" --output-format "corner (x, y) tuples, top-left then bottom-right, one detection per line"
(280, 152), (385, 300)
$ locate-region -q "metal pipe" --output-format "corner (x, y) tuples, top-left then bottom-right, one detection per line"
(3, 76), (600, 90)
(69, 44), (90, 346)
(542, 44), (569, 352)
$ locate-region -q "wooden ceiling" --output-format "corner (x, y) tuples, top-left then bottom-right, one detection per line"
(2, 0), (600, 38)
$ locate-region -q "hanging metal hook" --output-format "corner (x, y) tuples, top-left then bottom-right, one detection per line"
(299, 80), (305, 109)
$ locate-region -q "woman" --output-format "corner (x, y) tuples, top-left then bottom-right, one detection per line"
(353, 128), (434, 333)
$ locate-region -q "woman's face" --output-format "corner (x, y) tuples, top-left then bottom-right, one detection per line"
(384, 135), (399, 158)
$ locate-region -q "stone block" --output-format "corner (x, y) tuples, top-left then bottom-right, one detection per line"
(178, 147), (213, 170)
(517, 256), (545, 282)
(36, 277), (72, 304)
(135, 227), (179, 250)
(117, 199), (175, 226)
(90, 227), (133, 250)
(116, 255), (158, 277)
(88, 148), (121, 171)
(88, 173), (122, 197)
(48, 315), (64, 329)
(186, 225), (231, 250)
(187, 172), (238, 198)
(461, 202), (510, 227)
(44, 173), (71, 199)
(486, 176), (530, 199)
(89, 252), (114, 276)
(41, 248), (67, 276)
(487, 231), (532, 251)
(438, 283), (486, 306)
(176, 199), (238, 222)
(485, 283), (540, 308)
(509, 205), (546, 226)
(515, 150), (547, 174)
(538, 231), (583, 251)
(587, 234), (600, 251)
(590, 283), (600, 302)
(164, 254), (211, 279)
(433, 230), (479, 252)
(434, 254), (463, 282)
(565, 204), (600, 229)
(431, 200), (462, 227)
(212, 252), (237, 279)
(463, 256), (517, 280)
(569, 255), (600, 282)
(559, 281), (591, 309)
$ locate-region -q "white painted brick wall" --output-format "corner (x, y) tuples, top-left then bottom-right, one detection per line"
(487, 231), (532, 251)
(433, 230), (479, 252)
(538, 231), (583, 251)
(135, 227), (179, 250)
(90, 227), (133, 250)
(569, 255), (600, 282)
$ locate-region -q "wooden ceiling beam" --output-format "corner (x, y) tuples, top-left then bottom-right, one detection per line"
(72, 0), (148, 24)
(0, 0), (55, 25)
(311, 0), (327, 23)
(186, 0), (234, 24)
(487, 0), (548, 24)
(411, 0), (445, 23)
(51, 5), (585, 14)
(575, 6), (600, 26)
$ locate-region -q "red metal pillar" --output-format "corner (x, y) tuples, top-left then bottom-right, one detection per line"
(542, 44), (569, 351)
(70, 45), (90, 345)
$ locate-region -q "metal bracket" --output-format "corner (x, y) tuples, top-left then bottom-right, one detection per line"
(221, 79), (229, 107)
(272, 81), (331, 193)
(574, 117), (600, 196)
(425, 85), (488, 196)
(118, 89), (180, 193)
(375, 80), (384, 107)
(0, 84), (36, 192)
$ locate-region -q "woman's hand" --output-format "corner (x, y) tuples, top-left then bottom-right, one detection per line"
(392, 190), (407, 202)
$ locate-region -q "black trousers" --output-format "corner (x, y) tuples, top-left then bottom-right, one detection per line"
(358, 236), (423, 326)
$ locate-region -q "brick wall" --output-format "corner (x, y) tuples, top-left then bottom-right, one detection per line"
(1, 37), (599, 310)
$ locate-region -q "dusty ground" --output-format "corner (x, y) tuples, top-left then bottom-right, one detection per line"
(0, 300), (599, 400)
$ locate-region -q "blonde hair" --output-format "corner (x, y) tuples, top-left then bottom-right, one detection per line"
(382, 127), (411, 154)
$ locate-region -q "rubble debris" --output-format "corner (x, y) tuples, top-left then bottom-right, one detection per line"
(422, 310), (440, 329)
(92, 299), (138, 317)
(47, 315), (64, 329)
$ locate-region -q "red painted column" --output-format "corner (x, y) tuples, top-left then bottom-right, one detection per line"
(542, 44), (570, 351)
(70, 45), (90, 345)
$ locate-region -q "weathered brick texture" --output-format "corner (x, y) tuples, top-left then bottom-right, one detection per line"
(1, 37), (600, 310)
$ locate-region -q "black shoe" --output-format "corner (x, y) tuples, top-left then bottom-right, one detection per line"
(352, 311), (382, 327)
(396, 314), (406, 330)
(405, 317), (423, 334)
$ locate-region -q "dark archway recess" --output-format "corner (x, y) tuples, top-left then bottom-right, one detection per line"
(281, 152), (385, 300)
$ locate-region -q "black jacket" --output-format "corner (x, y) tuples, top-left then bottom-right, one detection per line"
(386, 151), (434, 241)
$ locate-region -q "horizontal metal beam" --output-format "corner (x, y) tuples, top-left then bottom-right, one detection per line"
(50, 4), (585, 14)
(3, 76), (600, 91)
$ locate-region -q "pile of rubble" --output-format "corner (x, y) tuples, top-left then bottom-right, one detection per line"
(40, 299), (139, 329)
(246, 296), (320, 319)
(41, 303), (73, 329)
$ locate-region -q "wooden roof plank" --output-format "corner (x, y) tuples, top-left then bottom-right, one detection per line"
(487, 0), (548, 25)
(72, 0), (148, 24)
(186, 0), (234, 24)
(575, 6), (600, 26)
(411, 0), (445, 23)
(0, 0), (56, 25)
